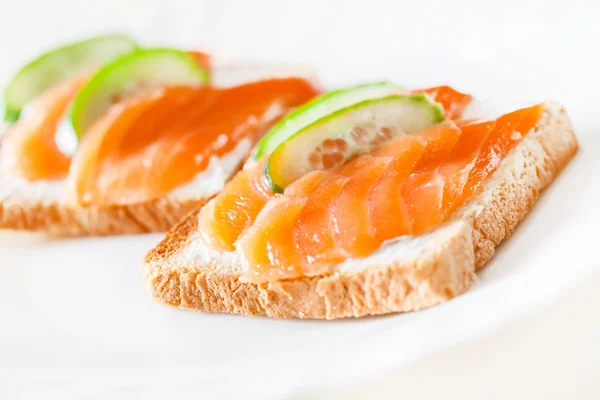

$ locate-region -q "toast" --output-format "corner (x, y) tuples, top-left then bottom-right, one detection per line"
(141, 101), (578, 319)
(0, 62), (318, 236)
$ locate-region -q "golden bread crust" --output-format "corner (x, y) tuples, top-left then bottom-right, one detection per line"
(0, 196), (205, 236)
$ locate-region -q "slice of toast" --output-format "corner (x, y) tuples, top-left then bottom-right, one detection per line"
(0, 66), (318, 236)
(141, 101), (578, 319)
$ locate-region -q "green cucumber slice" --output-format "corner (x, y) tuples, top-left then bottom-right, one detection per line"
(254, 81), (404, 159)
(70, 48), (209, 138)
(265, 94), (444, 192)
(4, 34), (138, 123)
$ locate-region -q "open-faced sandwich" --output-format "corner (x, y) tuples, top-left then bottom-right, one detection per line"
(142, 83), (578, 319)
(0, 35), (319, 235)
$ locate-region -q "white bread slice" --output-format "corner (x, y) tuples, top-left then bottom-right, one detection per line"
(0, 138), (252, 236)
(141, 101), (578, 319)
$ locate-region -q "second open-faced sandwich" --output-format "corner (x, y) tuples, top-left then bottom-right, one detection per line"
(0, 35), (320, 235)
(142, 82), (577, 319)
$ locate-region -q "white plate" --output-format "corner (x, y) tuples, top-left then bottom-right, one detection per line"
(1, 1), (599, 399)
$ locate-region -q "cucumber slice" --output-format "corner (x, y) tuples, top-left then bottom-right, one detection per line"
(4, 34), (138, 123)
(265, 94), (444, 192)
(70, 48), (209, 138)
(255, 81), (404, 159)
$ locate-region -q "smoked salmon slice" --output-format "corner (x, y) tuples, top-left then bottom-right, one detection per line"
(330, 155), (390, 258)
(416, 86), (472, 119)
(368, 136), (428, 242)
(236, 103), (545, 283)
(462, 104), (545, 199)
(236, 196), (308, 281)
(0, 76), (88, 181)
(437, 119), (497, 219)
(187, 51), (211, 72)
(67, 78), (318, 207)
(198, 158), (272, 251)
(238, 170), (345, 279)
(293, 172), (349, 266)
(397, 123), (463, 233)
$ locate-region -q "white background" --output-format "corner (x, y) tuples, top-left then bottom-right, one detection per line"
(1, 0), (600, 399)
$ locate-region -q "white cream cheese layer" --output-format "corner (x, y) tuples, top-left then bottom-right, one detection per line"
(181, 218), (468, 274)
(170, 138), (252, 199)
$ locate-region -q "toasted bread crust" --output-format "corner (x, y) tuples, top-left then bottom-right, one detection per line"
(0, 196), (206, 236)
(142, 103), (579, 319)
